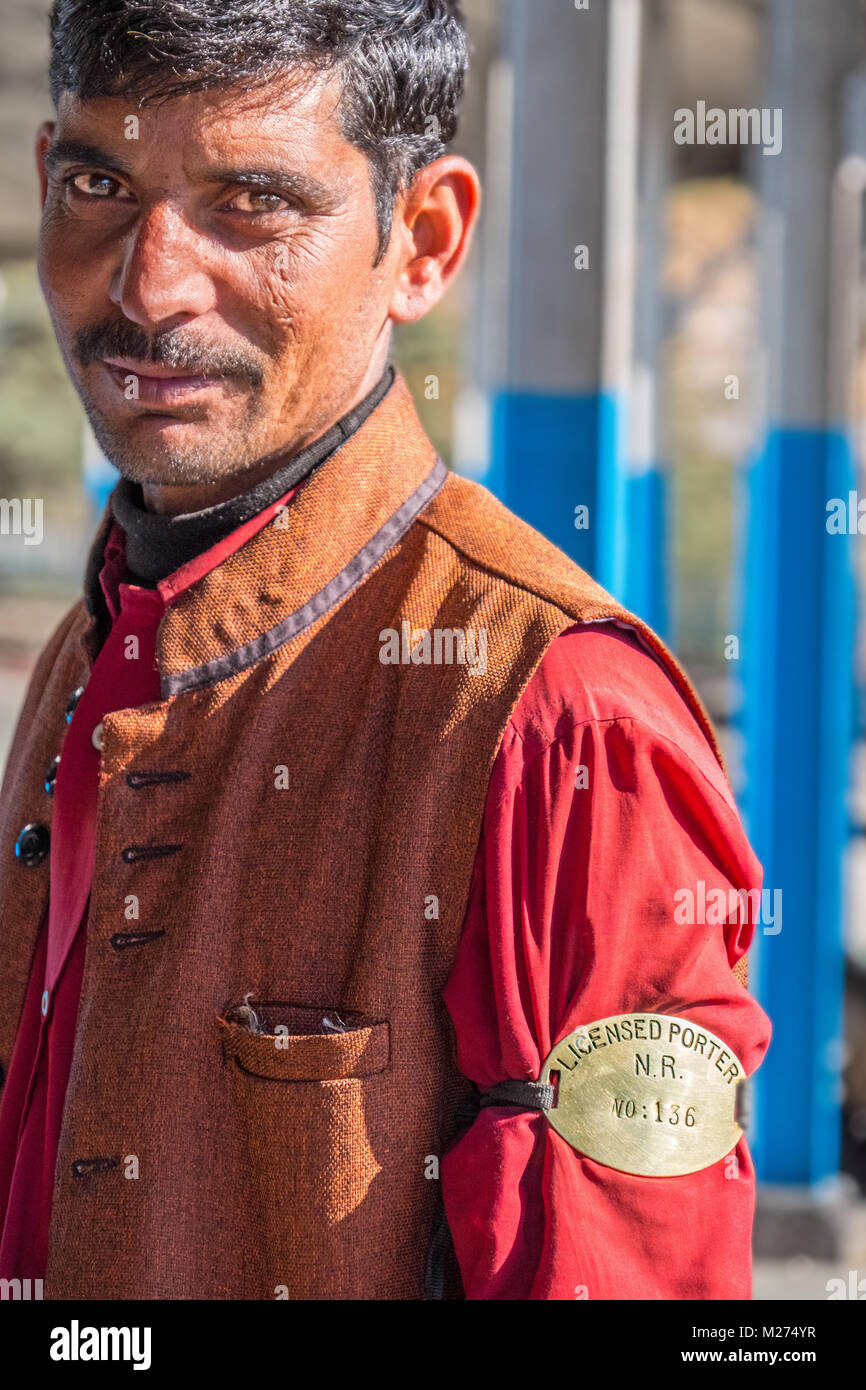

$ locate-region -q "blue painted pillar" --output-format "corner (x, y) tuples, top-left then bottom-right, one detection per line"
(743, 0), (860, 1185)
(82, 419), (119, 520)
(479, 0), (649, 606)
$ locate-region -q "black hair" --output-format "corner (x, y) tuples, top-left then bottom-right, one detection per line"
(48, 0), (469, 259)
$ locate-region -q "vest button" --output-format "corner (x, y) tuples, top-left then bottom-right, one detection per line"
(44, 755), (61, 796)
(65, 685), (85, 723)
(91, 721), (104, 751)
(15, 822), (50, 867)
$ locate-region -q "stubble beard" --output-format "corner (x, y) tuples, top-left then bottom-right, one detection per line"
(79, 384), (271, 488)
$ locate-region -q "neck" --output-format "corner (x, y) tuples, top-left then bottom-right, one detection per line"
(142, 436), (326, 517)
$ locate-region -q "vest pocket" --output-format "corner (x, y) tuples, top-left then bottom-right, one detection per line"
(216, 1003), (394, 1293)
(216, 1002), (390, 1080)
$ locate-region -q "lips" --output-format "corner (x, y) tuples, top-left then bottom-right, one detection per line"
(101, 358), (224, 407)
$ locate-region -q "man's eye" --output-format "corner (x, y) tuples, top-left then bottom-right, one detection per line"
(226, 190), (296, 215)
(66, 173), (131, 200)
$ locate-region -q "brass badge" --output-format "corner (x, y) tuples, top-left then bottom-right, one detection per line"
(539, 1013), (745, 1177)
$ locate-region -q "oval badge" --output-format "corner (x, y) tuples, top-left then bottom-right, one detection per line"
(539, 1012), (745, 1177)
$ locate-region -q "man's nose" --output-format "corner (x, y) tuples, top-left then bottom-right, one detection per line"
(109, 201), (217, 329)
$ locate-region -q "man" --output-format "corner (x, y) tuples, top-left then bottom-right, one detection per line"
(0, 0), (770, 1301)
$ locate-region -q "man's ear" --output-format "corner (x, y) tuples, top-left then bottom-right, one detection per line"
(388, 155), (481, 325)
(35, 122), (56, 205)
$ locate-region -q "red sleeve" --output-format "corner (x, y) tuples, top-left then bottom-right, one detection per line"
(440, 623), (772, 1301)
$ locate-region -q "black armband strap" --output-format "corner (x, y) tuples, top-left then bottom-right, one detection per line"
(478, 1079), (556, 1111)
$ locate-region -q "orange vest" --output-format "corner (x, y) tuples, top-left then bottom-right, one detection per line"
(0, 374), (733, 1298)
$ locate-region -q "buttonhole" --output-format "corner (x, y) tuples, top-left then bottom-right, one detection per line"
(110, 930), (165, 951)
(126, 770), (192, 790)
(72, 1155), (121, 1179)
(121, 843), (183, 863)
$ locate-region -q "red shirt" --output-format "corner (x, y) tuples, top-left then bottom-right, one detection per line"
(0, 500), (770, 1298)
(442, 624), (771, 1299)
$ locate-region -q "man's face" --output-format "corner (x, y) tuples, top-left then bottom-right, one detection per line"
(37, 71), (396, 487)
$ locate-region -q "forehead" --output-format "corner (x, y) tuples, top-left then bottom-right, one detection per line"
(54, 68), (360, 177)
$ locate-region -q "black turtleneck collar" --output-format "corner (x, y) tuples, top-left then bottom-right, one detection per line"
(108, 366), (395, 587)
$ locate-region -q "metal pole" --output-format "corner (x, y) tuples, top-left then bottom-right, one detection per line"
(744, 0), (860, 1191)
(482, 0), (642, 597)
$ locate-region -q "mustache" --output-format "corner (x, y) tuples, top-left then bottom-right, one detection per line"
(75, 322), (266, 391)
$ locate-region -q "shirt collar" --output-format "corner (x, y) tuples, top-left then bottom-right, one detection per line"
(98, 475), (306, 622)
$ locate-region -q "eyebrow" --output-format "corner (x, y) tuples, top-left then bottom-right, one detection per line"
(206, 166), (343, 209)
(44, 142), (344, 209)
(44, 140), (132, 178)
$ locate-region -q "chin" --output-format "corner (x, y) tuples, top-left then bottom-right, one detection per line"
(94, 423), (241, 488)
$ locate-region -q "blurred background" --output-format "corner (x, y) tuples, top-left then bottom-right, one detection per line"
(2, 0), (866, 1297)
